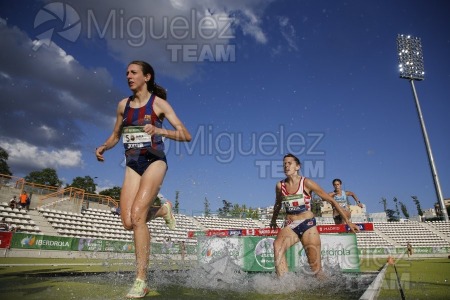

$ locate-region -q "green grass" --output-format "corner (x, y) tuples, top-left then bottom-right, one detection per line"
(0, 257), (136, 274)
(378, 258), (450, 300)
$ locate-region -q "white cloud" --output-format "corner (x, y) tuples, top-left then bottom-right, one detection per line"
(269, 16), (299, 56)
(0, 21), (121, 149)
(278, 16), (298, 52)
(0, 139), (83, 170)
(240, 8), (268, 44)
(169, 0), (189, 10)
(38, 125), (58, 140)
(57, 48), (75, 64)
(0, 71), (10, 79)
(56, 0), (273, 79)
(0, 13), (130, 177)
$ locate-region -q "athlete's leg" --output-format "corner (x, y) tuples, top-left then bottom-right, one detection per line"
(146, 203), (168, 222)
(273, 227), (300, 277)
(120, 167), (141, 230)
(131, 160), (167, 281)
(333, 208), (351, 225)
(300, 226), (323, 277)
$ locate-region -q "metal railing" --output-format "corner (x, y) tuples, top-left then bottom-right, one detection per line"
(0, 173), (118, 210)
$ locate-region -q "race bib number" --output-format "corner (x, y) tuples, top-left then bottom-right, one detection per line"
(282, 194), (306, 213)
(122, 126), (151, 149)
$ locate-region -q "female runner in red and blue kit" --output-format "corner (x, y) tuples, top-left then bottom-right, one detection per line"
(270, 154), (359, 279)
(95, 61), (191, 298)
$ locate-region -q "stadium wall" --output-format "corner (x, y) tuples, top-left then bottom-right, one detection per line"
(0, 231), (196, 260)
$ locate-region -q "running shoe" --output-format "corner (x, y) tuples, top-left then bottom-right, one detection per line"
(163, 201), (176, 230)
(126, 278), (149, 299)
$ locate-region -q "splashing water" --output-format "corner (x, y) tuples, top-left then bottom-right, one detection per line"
(142, 243), (375, 299)
(0, 244), (375, 299)
(146, 260), (373, 297)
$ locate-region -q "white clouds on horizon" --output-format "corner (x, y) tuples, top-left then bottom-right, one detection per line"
(0, 139), (83, 172)
(0, 18), (119, 175)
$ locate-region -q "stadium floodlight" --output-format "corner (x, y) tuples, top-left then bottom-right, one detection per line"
(397, 34), (449, 221)
(397, 34), (425, 80)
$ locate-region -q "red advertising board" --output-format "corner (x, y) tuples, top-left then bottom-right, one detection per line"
(188, 223), (373, 238)
(317, 222), (374, 233)
(0, 231), (13, 249)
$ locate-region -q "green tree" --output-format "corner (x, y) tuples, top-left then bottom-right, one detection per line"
(311, 194), (322, 217)
(241, 204), (247, 217)
(0, 147), (12, 176)
(411, 196), (423, 216)
(380, 197), (387, 212)
(68, 176), (96, 193)
(231, 203), (243, 218)
(399, 201), (410, 219)
(153, 195), (162, 206)
(174, 191), (180, 214)
(99, 186), (121, 200)
(24, 168), (62, 187)
(204, 197), (211, 217)
(247, 207), (259, 219)
(386, 209), (399, 222)
(393, 197), (400, 218)
(218, 200), (232, 217)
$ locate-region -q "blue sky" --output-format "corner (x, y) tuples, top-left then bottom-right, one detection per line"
(0, 0), (449, 217)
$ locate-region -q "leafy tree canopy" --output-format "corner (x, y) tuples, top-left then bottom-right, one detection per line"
(218, 200), (259, 219)
(0, 147), (12, 176)
(218, 200), (232, 217)
(386, 209), (399, 222)
(174, 191), (180, 214)
(204, 197), (211, 217)
(399, 201), (410, 219)
(411, 196), (423, 216)
(24, 168), (62, 187)
(67, 176), (96, 193)
(99, 186), (121, 200)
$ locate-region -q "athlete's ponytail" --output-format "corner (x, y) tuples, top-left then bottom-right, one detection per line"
(152, 83), (167, 100)
(128, 60), (167, 100)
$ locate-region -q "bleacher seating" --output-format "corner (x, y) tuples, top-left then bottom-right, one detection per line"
(426, 221), (450, 238)
(355, 231), (393, 248)
(194, 216), (261, 230)
(0, 202), (41, 234)
(39, 207), (201, 245)
(373, 221), (449, 247)
(260, 218), (283, 228)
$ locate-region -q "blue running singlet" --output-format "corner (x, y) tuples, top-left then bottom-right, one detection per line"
(122, 94), (167, 175)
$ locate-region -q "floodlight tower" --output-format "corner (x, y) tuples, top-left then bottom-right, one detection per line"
(397, 34), (448, 221)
